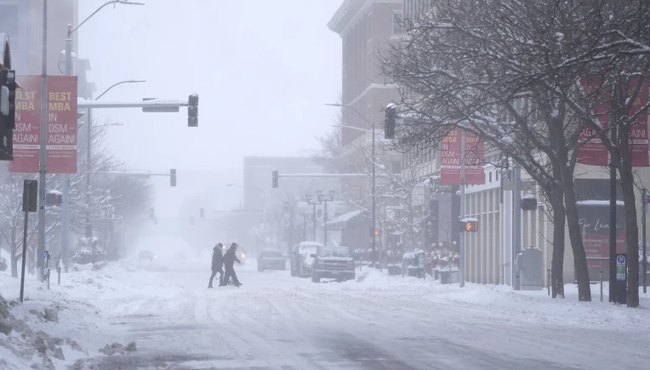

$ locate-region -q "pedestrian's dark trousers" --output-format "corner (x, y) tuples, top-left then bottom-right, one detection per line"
(221, 266), (240, 285)
(209, 269), (223, 287)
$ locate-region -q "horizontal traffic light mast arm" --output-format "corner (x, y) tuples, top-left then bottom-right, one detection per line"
(278, 173), (389, 178)
(77, 98), (189, 109)
(102, 171), (171, 177)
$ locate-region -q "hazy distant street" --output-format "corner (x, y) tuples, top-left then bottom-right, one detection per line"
(73, 259), (649, 370)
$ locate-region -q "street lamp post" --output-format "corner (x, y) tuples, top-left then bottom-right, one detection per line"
(86, 80), (145, 241)
(305, 194), (321, 242)
(317, 190), (336, 245)
(60, 0), (144, 273)
(326, 103), (378, 268)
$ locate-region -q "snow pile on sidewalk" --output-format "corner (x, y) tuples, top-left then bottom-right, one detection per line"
(0, 292), (87, 370)
(325, 269), (650, 331)
(0, 258), (191, 369)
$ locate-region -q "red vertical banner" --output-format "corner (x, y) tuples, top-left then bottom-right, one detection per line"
(440, 128), (461, 185)
(464, 131), (485, 185)
(440, 128), (485, 185)
(578, 76), (609, 166)
(627, 77), (649, 167)
(9, 76), (41, 172)
(46, 76), (78, 173)
(9, 75), (78, 174)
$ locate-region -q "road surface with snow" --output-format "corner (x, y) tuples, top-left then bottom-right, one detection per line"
(67, 256), (649, 370)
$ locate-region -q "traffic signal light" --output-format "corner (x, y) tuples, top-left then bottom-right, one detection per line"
(170, 169), (177, 187)
(200, 208), (205, 218)
(187, 94), (198, 127)
(272, 169), (278, 188)
(22, 180), (38, 212)
(384, 104), (396, 139)
(370, 228), (379, 237)
(0, 68), (16, 160)
(45, 191), (62, 206)
(460, 219), (479, 232)
(521, 196), (537, 211)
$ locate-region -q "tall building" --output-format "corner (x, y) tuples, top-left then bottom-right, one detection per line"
(328, 0), (402, 146)
(0, 0), (78, 75)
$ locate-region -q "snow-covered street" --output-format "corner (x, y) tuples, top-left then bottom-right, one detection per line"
(3, 247), (649, 370)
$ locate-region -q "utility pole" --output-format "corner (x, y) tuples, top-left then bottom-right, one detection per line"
(459, 130), (466, 288)
(609, 126), (617, 302)
(642, 188), (647, 294)
(60, 24), (73, 273)
(512, 162), (522, 291)
(37, 0), (49, 282)
(371, 122), (377, 268)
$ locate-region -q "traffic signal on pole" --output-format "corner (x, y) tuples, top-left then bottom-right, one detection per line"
(0, 68), (16, 160)
(272, 169), (278, 188)
(170, 169), (177, 187)
(384, 104), (396, 139)
(45, 191), (62, 206)
(22, 180), (38, 212)
(370, 228), (379, 237)
(460, 219), (479, 232)
(187, 94), (198, 127)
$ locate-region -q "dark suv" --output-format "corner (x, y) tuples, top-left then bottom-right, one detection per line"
(310, 246), (355, 283)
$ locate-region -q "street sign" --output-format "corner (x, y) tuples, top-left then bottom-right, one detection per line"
(616, 254), (626, 281)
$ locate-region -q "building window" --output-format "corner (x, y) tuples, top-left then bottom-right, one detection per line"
(393, 12), (404, 35)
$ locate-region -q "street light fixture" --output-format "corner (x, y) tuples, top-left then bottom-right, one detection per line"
(317, 190), (336, 245)
(326, 103), (378, 268)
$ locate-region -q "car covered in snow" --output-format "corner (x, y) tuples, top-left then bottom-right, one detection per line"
(310, 246), (355, 283)
(257, 248), (286, 271)
(290, 241), (323, 277)
(138, 250), (155, 262)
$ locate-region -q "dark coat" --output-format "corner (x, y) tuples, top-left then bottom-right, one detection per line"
(223, 246), (240, 268)
(211, 248), (223, 271)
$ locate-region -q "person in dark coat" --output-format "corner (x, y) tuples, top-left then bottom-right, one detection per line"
(220, 242), (242, 287)
(208, 243), (224, 288)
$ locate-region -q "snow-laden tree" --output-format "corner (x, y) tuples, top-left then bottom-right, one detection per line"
(382, 0), (650, 305)
(0, 120), (153, 276)
(0, 166), (59, 277)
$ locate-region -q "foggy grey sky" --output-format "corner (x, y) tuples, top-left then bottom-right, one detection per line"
(78, 0), (342, 217)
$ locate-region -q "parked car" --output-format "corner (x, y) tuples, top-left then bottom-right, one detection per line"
(138, 250), (155, 262)
(290, 241), (323, 277)
(311, 246), (355, 283)
(257, 248), (286, 271)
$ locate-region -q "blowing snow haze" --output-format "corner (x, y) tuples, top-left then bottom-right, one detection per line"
(80, 0), (342, 217)
(2, 1), (650, 370)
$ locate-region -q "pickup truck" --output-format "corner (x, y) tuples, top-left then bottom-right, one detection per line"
(310, 246), (355, 283)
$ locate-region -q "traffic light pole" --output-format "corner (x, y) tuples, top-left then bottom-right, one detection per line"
(459, 130), (466, 288)
(37, 0), (49, 282)
(512, 162), (522, 290)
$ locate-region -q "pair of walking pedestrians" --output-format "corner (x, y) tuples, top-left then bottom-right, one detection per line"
(208, 242), (242, 288)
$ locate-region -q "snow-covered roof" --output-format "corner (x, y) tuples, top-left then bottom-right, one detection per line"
(328, 209), (364, 225)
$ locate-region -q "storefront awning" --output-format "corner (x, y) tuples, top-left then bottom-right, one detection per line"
(328, 209), (364, 225)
